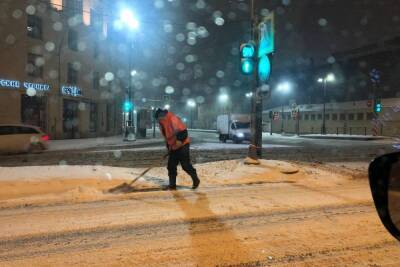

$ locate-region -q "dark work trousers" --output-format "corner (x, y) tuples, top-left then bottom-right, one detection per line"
(167, 144), (199, 186)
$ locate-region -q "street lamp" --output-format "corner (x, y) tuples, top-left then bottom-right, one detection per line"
(117, 9), (139, 141)
(245, 92), (253, 98)
(318, 73), (335, 135)
(276, 81), (292, 134)
(164, 104), (170, 110)
(187, 99), (196, 129)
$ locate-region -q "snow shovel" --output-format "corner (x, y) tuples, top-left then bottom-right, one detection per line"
(107, 152), (170, 194)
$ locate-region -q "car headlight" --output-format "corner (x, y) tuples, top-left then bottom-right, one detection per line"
(237, 132), (244, 138)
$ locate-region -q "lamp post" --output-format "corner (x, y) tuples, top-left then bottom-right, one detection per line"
(318, 73), (335, 135)
(117, 9), (139, 141)
(186, 99), (196, 129)
(276, 82), (291, 134)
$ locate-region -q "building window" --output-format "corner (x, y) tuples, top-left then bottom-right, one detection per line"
(332, 114), (338, 121)
(340, 113), (346, 120)
(348, 113), (355, 120)
(27, 15), (42, 39)
(317, 114), (322, 120)
(90, 103), (97, 132)
(325, 114), (330, 120)
(65, 0), (83, 17)
(357, 113), (364, 120)
(367, 112), (374, 120)
(67, 63), (78, 84)
(27, 53), (43, 78)
(68, 29), (78, 51)
(93, 72), (99, 90)
(311, 114), (316, 121)
(304, 114), (309, 120)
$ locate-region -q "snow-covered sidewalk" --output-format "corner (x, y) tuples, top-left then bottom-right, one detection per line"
(49, 135), (163, 151)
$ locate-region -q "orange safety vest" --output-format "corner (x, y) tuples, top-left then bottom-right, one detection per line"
(159, 112), (190, 150)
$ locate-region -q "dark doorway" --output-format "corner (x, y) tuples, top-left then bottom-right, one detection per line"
(63, 99), (79, 139)
(21, 94), (47, 131)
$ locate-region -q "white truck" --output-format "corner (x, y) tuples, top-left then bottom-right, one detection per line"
(217, 114), (251, 143)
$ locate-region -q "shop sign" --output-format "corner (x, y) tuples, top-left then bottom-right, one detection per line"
(0, 78), (20, 88)
(61, 85), (82, 97)
(0, 78), (50, 91)
(23, 82), (50, 91)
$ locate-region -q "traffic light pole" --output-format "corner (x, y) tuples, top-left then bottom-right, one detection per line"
(248, 0), (263, 159)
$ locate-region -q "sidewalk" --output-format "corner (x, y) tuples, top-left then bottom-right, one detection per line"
(299, 134), (387, 141)
(49, 135), (164, 151)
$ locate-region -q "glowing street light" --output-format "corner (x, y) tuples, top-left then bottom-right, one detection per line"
(164, 104), (170, 110)
(187, 99), (196, 108)
(120, 9), (139, 30)
(131, 70), (137, 76)
(245, 92), (253, 98)
(317, 73), (335, 135)
(218, 93), (229, 103)
(276, 81), (291, 94)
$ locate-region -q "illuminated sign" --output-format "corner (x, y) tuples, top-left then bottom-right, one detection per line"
(0, 78), (50, 91)
(61, 86), (82, 97)
(0, 79), (20, 88)
(23, 82), (50, 91)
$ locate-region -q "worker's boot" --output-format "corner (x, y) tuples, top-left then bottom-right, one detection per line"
(192, 173), (200, 190)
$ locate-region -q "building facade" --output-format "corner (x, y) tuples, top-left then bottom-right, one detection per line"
(0, 0), (127, 139)
(264, 98), (400, 137)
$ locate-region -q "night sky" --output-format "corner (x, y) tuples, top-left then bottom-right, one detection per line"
(112, 0), (400, 111)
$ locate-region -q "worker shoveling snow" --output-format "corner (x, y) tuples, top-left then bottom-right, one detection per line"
(0, 159), (363, 208)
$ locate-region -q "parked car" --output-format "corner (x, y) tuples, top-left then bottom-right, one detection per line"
(0, 124), (49, 154)
(369, 151), (400, 241)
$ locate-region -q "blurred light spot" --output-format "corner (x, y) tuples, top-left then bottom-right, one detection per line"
(186, 22), (197, 30)
(234, 80), (241, 87)
(5, 34), (16, 45)
(216, 70), (225, 78)
(327, 56), (335, 64)
(260, 8), (270, 16)
(78, 102), (86, 111)
(49, 70), (58, 79)
(185, 54), (197, 63)
(182, 88), (191, 95)
(168, 46), (176, 54)
(195, 0), (206, 9)
(26, 5), (36, 15)
(215, 17), (225, 26)
(53, 21), (63, 31)
(117, 69), (126, 78)
(228, 12), (237, 20)
(154, 0), (165, 8)
(196, 96), (205, 104)
(105, 173), (112, 180)
(165, 85), (175, 94)
(12, 9), (23, 19)
(276, 7), (285, 15)
(176, 62), (185, 71)
(261, 84), (270, 92)
(105, 72), (114, 81)
(164, 22), (173, 33)
(77, 41), (86, 51)
(197, 26), (209, 38)
(99, 78), (107, 86)
(187, 37), (197, 45)
(282, 0), (290, 6)
(35, 57), (45, 67)
(318, 18), (328, 27)
(176, 33), (185, 42)
(26, 87), (36, 97)
(45, 42), (55, 52)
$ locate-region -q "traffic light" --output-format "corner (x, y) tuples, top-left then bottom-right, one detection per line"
(123, 100), (133, 112)
(374, 99), (382, 113)
(240, 43), (256, 75)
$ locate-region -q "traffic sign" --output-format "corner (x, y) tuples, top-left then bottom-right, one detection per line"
(258, 12), (275, 57)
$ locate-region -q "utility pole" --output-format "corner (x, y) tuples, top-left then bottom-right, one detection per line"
(249, 0), (263, 158)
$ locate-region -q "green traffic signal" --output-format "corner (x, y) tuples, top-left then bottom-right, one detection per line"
(374, 99), (382, 113)
(123, 101), (133, 112)
(240, 43), (256, 75)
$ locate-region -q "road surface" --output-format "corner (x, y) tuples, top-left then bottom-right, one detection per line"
(1, 166), (399, 266)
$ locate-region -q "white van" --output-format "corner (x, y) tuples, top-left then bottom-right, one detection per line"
(217, 114), (251, 143)
(0, 124), (49, 154)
